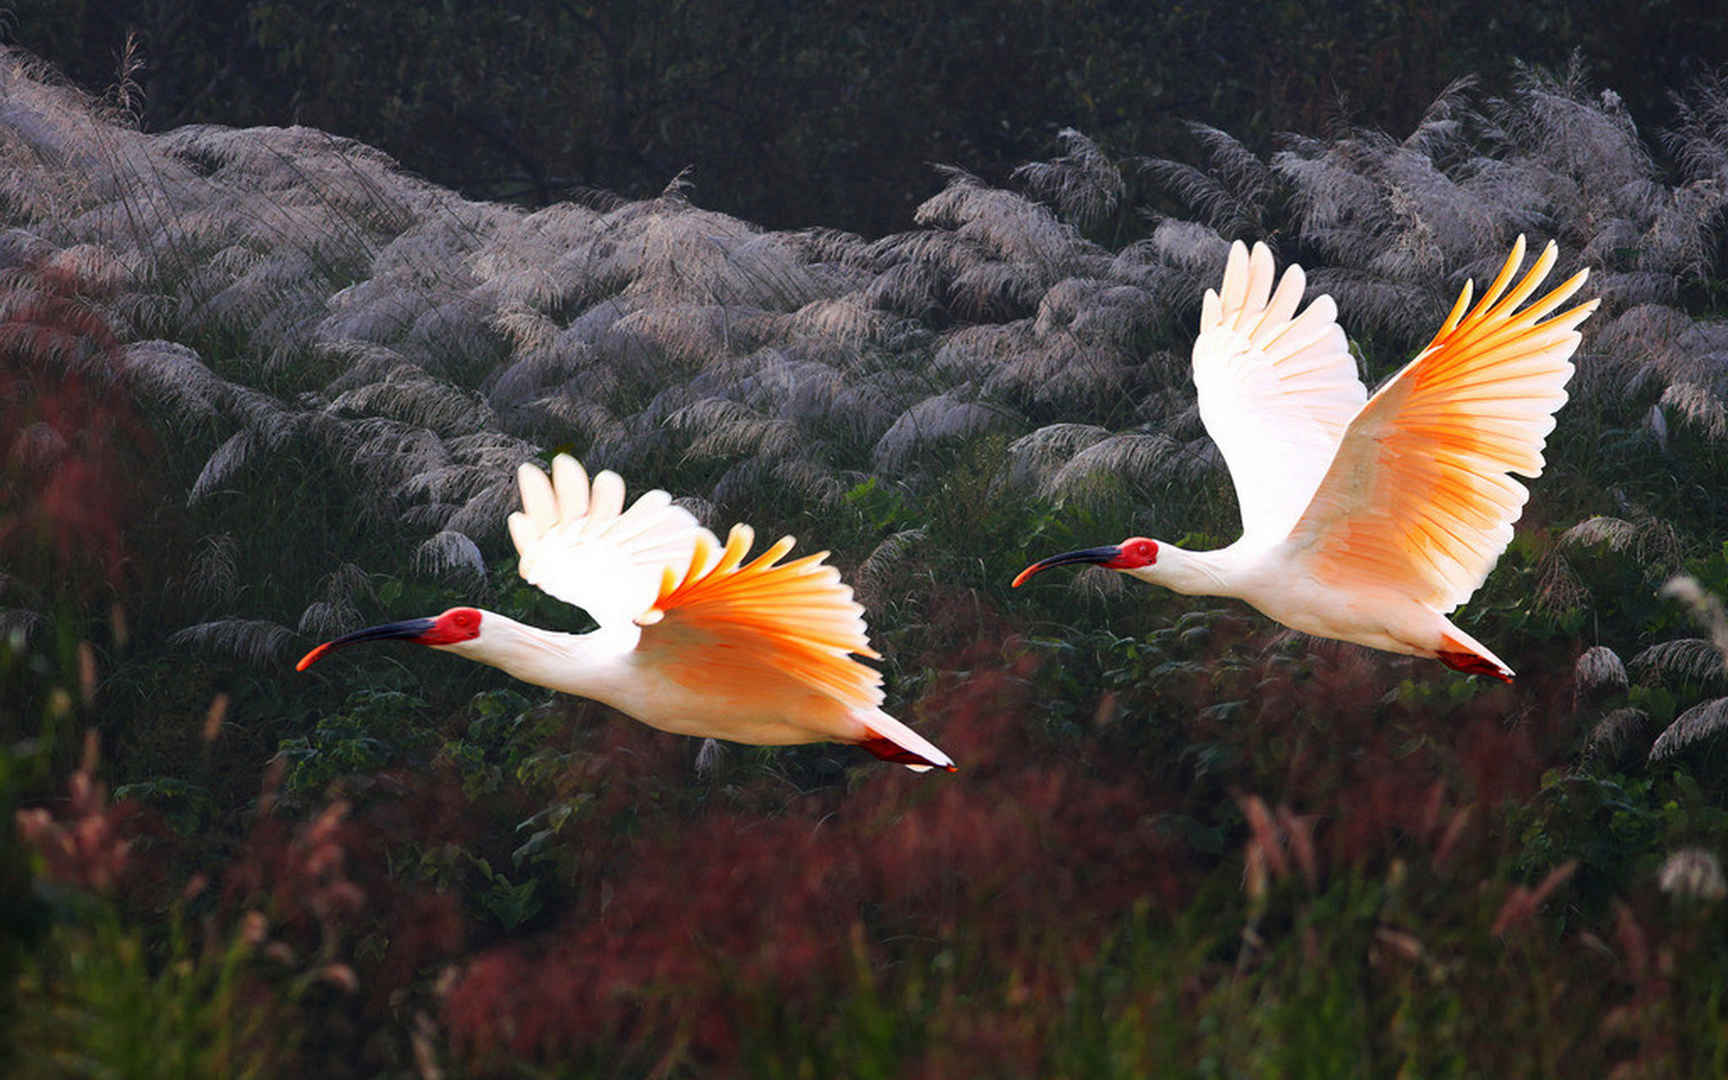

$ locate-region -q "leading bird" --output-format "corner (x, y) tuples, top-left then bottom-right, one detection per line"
(298, 456), (954, 771)
(1014, 236), (1597, 682)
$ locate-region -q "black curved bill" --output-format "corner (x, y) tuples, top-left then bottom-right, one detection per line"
(1011, 545), (1123, 588)
(295, 617), (436, 671)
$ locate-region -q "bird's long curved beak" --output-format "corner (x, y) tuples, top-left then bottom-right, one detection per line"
(295, 617), (437, 671)
(1011, 545), (1124, 588)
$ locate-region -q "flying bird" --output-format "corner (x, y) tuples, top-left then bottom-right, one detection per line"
(1014, 236), (1597, 682)
(298, 456), (954, 771)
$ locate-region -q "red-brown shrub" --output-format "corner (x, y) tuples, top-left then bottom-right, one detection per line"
(0, 248), (149, 591)
(444, 660), (1197, 1068)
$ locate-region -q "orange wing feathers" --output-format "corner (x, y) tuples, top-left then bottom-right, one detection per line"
(640, 523), (884, 711)
(1290, 237), (1598, 612)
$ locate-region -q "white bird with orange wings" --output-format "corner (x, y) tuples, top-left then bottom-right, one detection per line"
(298, 456), (954, 771)
(1015, 236), (1598, 682)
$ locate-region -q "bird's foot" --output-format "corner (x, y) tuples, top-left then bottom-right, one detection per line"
(857, 734), (958, 772)
(1437, 649), (1514, 683)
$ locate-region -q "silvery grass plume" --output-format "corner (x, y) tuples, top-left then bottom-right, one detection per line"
(7, 45), (1728, 623)
(1573, 645), (1629, 708)
(167, 617), (296, 665)
(1656, 576), (1728, 671)
(1012, 128), (1129, 236)
(1658, 847), (1727, 901)
(1649, 698), (1728, 766)
(1581, 708), (1654, 774)
(1139, 122), (1277, 243)
(1640, 577), (1728, 769)
(1538, 513), (1686, 617)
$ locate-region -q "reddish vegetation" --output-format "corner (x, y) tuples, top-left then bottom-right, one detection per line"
(5, 524), (1653, 1076)
(432, 599), (1594, 1070)
(14, 736), (140, 894)
(444, 664), (1194, 1068)
(0, 247), (150, 590)
(1249, 638), (1570, 870)
(11, 589), (1690, 1074)
(19, 748), (466, 1022)
(218, 770), (467, 1003)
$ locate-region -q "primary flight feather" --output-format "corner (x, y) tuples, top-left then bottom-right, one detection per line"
(1015, 236), (1597, 681)
(299, 455), (954, 771)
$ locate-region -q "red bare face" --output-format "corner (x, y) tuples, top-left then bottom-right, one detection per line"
(422, 607), (483, 645)
(1106, 537), (1159, 570)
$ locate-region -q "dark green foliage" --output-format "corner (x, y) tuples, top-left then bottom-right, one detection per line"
(274, 690), (434, 796)
(13, 910), (297, 1079)
(1515, 771), (1728, 914)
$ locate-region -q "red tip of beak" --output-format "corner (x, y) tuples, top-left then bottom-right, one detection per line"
(1011, 545), (1125, 588)
(295, 642), (334, 671)
(290, 615), (442, 672)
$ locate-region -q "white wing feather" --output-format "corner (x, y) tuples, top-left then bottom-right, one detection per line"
(507, 455), (710, 630)
(1193, 241), (1367, 544)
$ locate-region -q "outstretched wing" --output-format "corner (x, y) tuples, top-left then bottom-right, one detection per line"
(507, 455), (707, 630)
(508, 455), (884, 714)
(1193, 240), (1368, 544)
(1285, 237), (1597, 612)
(636, 523), (885, 711)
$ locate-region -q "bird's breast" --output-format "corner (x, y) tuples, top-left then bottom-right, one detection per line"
(582, 652), (860, 746)
(1237, 570), (1433, 657)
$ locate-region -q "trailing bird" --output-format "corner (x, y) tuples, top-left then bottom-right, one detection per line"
(1014, 236), (1597, 682)
(298, 456), (954, 771)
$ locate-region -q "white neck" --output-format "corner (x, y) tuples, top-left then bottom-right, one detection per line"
(433, 612), (639, 699)
(1125, 542), (1241, 598)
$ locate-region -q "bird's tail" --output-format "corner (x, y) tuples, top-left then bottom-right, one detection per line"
(855, 709), (956, 772)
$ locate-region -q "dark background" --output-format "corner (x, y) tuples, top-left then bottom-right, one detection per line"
(12, 0), (1728, 236)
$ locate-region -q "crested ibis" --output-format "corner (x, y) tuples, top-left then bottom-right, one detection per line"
(1014, 236), (1598, 682)
(298, 456), (954, 771)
